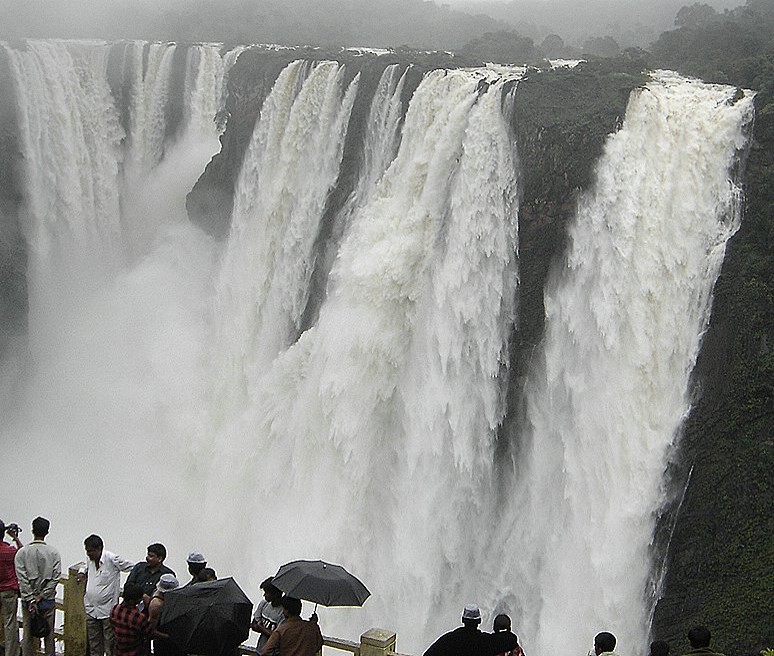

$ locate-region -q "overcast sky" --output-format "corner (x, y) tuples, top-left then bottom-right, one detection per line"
(0, 0), (748, 47)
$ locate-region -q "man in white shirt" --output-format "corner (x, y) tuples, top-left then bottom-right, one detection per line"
(80, 535), (135, 656)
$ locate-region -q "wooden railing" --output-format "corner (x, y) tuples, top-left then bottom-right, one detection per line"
(12, 565), (407, 656)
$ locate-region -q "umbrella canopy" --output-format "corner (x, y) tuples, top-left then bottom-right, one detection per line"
(272, 560), (370, 607)
(158, 578), (252, 656)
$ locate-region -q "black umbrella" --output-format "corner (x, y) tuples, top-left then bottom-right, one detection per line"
(272, 560), (370, 607)
(158, 578), (252, 656)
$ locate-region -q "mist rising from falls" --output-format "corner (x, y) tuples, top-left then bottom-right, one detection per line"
(0, 41), (755, 656)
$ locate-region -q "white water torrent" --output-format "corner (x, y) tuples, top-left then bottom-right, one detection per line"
(212, 60), (359, 402)
(488, 72), (754, 655)
(0, 38), (755, 656)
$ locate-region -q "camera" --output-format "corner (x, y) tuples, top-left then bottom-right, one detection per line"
(6, 523), (22, 535)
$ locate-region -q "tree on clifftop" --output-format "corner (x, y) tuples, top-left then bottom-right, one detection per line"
(675, 2), (720, 28)
(459, 30), (544, 65)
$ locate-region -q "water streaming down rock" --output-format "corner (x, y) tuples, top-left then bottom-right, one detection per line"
(3, 40), (125, 357)
(124, 41), (178, 178)
(204, 72), (521, 644)
(212, 60), (359, 404)
(488, 72), (754, 655)
(0, 40), (756, 656)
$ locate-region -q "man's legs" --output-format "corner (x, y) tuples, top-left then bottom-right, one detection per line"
(40, 607), (54, 656)
(0, 591), (20, 656)
(19, 604), (33, 656)
(101, 620), (113, 656)
(87, 617), (105, 656)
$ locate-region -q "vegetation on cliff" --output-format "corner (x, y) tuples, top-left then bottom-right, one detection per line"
(646, 2), (774, 654)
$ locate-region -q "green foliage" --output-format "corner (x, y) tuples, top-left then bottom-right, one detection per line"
(582, 35), (621, 58)
(675, 3), (720, 28)
(459, 30), (544, 65)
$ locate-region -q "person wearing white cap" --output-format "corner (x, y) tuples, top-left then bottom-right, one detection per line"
(148, 574), (181, 656)
(185, 552), (207, 586)
(423, 605), (492, 656)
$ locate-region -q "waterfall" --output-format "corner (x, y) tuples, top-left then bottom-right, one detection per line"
(205, 67), (521, 649)
(2, 40), (125, 356)
(489, 72), (753, 655)
(0, 40), (755, 656)
(124, 41), (177, 178)
(213, 60), (359, 401)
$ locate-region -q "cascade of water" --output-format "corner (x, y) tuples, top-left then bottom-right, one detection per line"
(219, 45), (248, 124)
(212, 60), (359, 406)
(204, 68), (520, 649)
(184, 44), (226, 139)
(124, 41), (177, 178)
(0, 43), (757, 656)
(302, 63), (410, 322)
(359, 64), (409, 204)
(490, 72), (754, 656)
(0, 37), (219, 553)
(2, 40), (124, 355)
(121, 41), (226, 258)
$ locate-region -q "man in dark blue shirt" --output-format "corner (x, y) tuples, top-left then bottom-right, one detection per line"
(125, 544), (175, 607)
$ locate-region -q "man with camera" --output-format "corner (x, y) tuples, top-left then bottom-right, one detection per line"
(14, 517), (61, 656)
(0, 520), (23, 656)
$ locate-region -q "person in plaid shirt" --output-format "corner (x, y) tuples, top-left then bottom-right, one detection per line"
(110, 583), (165, 656)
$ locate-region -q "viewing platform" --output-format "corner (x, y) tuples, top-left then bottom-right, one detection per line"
(1, 565), (407, 656)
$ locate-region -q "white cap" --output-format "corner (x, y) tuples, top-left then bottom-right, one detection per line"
(462, 605), (481, 621)
(156, 574), (180, 594)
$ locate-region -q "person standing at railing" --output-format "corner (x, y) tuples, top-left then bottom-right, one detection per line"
(258, 597), (322, 656)
(423, 605), (491, 656)
(490, 614), (525, 656)
(110, 583), (168, 656)
(125, 544), (175, 610)
(148, 574), (182, 656)
(251, 577), (284, 654)
(183, 553), (207, 586)
(78, 535), (136, 656)
(14, 517), (61, 656)
(0, 520), (23, 656)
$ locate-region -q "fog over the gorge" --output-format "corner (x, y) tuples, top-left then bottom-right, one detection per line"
(0, 0), (742, 49)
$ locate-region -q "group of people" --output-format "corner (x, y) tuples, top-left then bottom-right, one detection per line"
(1, 518), (729, 656)
(0, 518), (321, 656)
(422, 605), (727, 656)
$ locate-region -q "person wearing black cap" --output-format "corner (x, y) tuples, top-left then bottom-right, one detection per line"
(490, 614), (525, 656)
